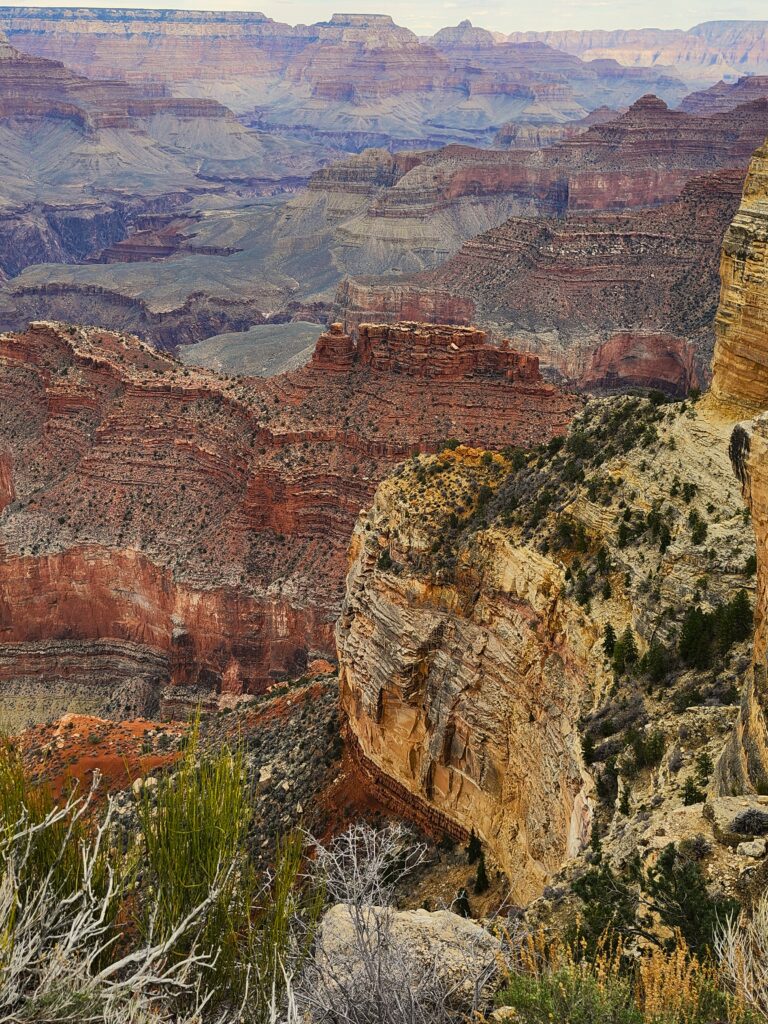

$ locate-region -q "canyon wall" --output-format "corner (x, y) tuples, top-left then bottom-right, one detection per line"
(710, 141), (768, 413)
(506, 22), (768, 85)
(337, 393), (754, 892)
(336, 450), (594, 898)
(710, 137), (768, 794)
(337, 168), (744, 391)
(0, 8), (689, 141)
(338, 136), (768, 890)
(0, 319), (574, 722)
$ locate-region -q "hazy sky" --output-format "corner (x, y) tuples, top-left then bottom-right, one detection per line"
(7, 0), (768, 35)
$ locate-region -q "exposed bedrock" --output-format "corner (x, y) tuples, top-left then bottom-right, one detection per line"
(710, 141), (768, 413)
(0, 320), (575, 714)
(334, 169), (744, 392)
(580, 332), (701, 395)
(336, 450), (594, 899)
(715, 417), (768, 795)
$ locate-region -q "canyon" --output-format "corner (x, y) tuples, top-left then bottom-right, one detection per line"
(508, 22), (768, 86)
(331, 91), (768, 391)
(0, 8), (689, 146)
(335, 129), (768, 897)
(4, 8), (768, 920)
(6, 88), (768, 376)
(0, 319), (574, 729)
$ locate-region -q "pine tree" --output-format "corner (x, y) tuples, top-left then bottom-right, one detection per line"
(679, 606), (712, 669)
(645, 641), (668, 684)
(621, 625), (638, 666)
(603, 622), (617, 657)
(729, 589), (753, 644)
(474, 852), (489, 895)
(466, 828), (481, 864)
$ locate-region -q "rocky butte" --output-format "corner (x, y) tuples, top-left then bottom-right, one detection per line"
(0, 319), (575, 727)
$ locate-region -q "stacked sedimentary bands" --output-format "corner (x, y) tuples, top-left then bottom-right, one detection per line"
(710, 141), (768, 413)
(709, 139), (768, 795)
(0, 9), (689, 146)
(0, 32), (331, 281)
(507, 22), (768, 85)
(0, 319), (574, 725)
(679, 74), (768, 115)
(336, 132), (768, 895)
(334, 94), (768, 390)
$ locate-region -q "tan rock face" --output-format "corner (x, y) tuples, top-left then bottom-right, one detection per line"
(338, 394), (755, 897)
(337, 450), (595, 900)
(710, 141), (768, 413)
(716, 416), (768, 794)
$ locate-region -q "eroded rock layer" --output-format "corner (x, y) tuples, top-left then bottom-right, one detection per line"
(338, 398), (754, 894)
(710, 141), (768, 412)
(337, 169), (744, 390)
(715, 417), (768, 796)
(0, 320), (574, 719)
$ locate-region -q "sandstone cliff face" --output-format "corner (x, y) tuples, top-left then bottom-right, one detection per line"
(338, 396), (755, 893)
(713, 412), (768, 796)
(710, 141), (768, 413)
(0, 320), (574, 720)
(337, 451), (594, 899)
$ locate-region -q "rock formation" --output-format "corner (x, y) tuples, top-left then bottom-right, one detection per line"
(708, 136), (768, 795)
(337, 394), (754, 894)
(710, 141), (768, 413)
(337, 168), (745, 390)
(0, 8), (689, 144)
(679, 75), (768, 115)
(506, 22), (768, 86)
(0, 319), (574, 721)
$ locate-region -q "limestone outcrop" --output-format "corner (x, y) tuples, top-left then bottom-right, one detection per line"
(337, 396), (754, 895)
(710, 141), (768, 413)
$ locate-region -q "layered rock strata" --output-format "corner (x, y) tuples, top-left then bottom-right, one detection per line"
(0, 319), (574, 719)
(710, 141), (768, 412)
(337, 169), (744, 390)
(0, 8), (689, 138)
(337, 398), (754, 895)
(710, 139), (768, 790)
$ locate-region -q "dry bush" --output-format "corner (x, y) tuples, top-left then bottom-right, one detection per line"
(716, 889), (768, 1020)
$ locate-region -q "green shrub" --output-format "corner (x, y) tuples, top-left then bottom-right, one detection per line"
(496, 963), (641, 1024)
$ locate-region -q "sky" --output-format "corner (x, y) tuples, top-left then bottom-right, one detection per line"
(6, 0), (768, 35)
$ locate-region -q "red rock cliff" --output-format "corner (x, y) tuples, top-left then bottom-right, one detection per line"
(0, 319), (576, 716)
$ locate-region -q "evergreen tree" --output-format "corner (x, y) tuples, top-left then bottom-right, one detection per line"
(642, 844), (739, 955)
(613, 625), (637, 673)
(603, 622), (617, 657)
(679, 606), (712, 669)
(645, 641), (669, 684)
(728, 589), (753, 644)
(621, 625), (638, 666)
(682, 776), (705, 806)
(474, 852), (490, 895)
(466, 828), (481, 864)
